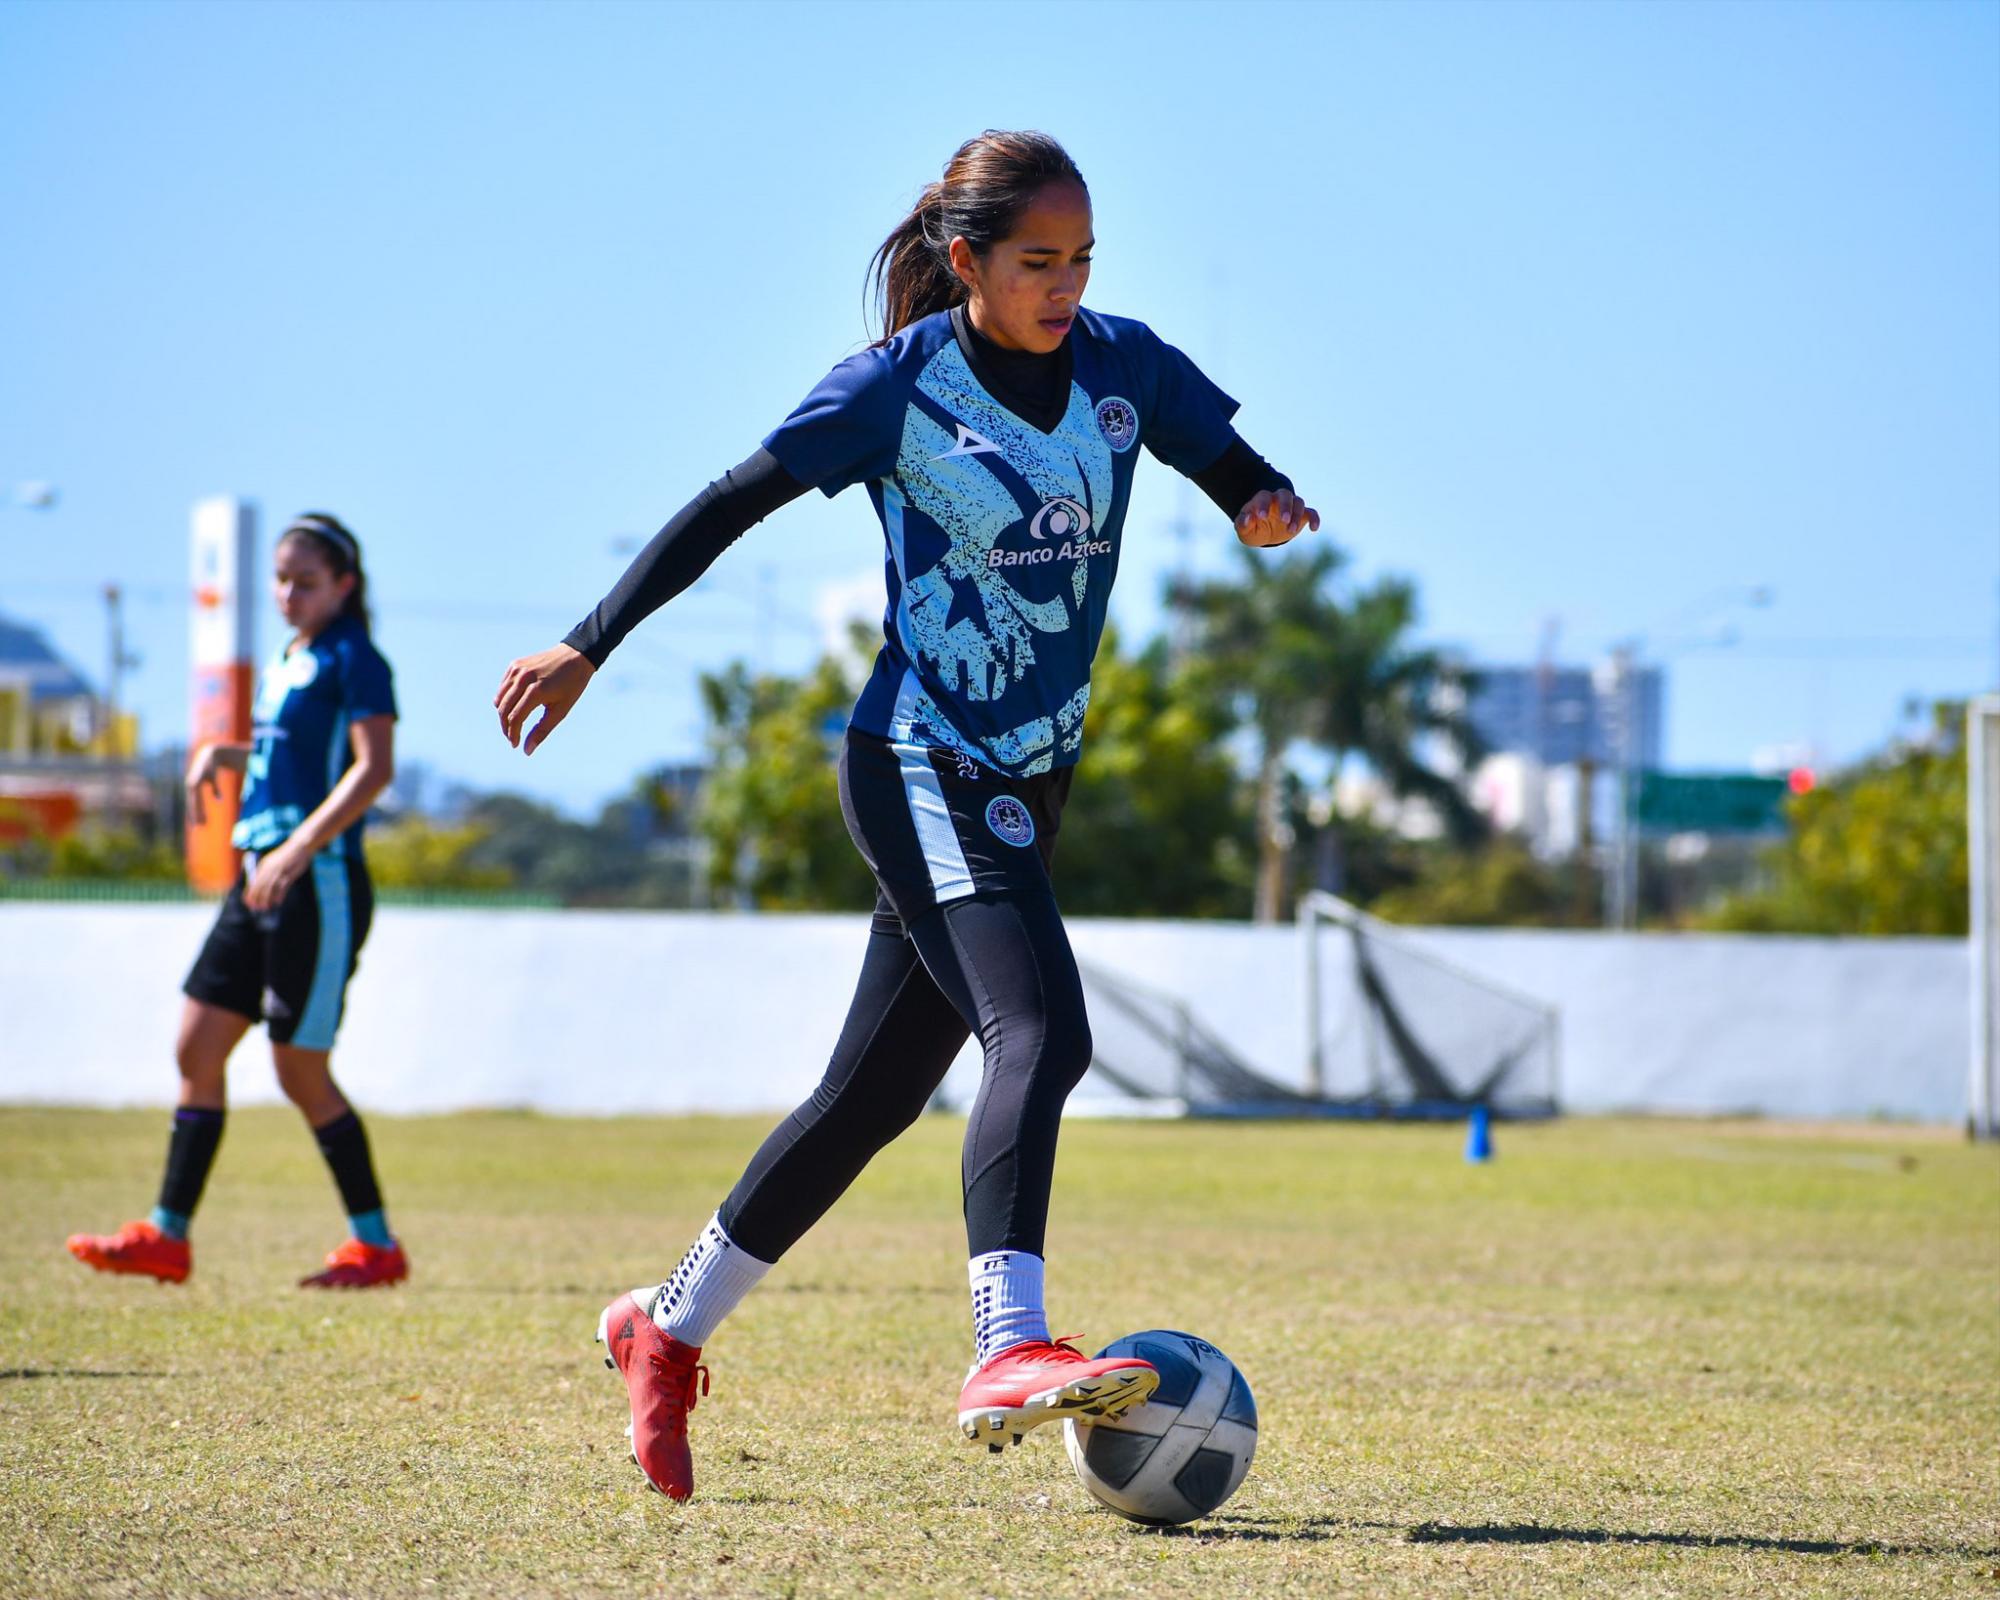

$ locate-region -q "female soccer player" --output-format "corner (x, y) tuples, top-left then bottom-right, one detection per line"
(67, 514), (408, 1290)
(495, 130), (1317, 1500)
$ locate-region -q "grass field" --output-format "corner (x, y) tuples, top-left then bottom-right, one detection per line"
(2, 1108), (1995, 1599)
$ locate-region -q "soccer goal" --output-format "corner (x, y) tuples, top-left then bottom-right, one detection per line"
(1297, 890), (1560, 1120)
(1970, 696), (2000, 1141)
(1070, 959), (1326, 1119)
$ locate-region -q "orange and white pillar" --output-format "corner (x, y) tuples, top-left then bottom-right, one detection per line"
(187, 496), (257, 893)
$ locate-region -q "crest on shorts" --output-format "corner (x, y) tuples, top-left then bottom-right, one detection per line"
(1094, 396), (1138, 453)
(985, 794), (1036, 848)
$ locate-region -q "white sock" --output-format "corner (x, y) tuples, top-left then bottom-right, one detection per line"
(969, 1250), (1050, 1364)
(648, 1214), (772, 1348)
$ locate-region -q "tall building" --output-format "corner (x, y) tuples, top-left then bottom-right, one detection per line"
(1466, 662), (1664, 769)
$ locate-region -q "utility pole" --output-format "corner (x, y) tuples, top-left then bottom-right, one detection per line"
(1573, 756), (1596, 925)
(1167, 481), (1197, 665)
(101, 583), (140, 754)
(1602, 645), (1638, 930)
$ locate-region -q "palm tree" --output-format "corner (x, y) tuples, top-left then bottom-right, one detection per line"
(1181, 543), (1482, 922)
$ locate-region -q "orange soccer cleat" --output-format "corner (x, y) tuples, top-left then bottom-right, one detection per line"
(596, 1290), (710, 1501)
(299, 1238), (409, 1289)
(66, 1220), (192, 1284)
(957, 1337), (1158, 1452)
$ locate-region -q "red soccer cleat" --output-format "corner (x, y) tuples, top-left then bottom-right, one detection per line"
(66, 1220), (191, 1284)
(957, 1337), (1159, 1452)
(596, 1290), (710, 1501)
(299, 1238), (409, 1289)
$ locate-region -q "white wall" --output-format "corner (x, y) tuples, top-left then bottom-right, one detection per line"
(0, 904), (1969, 1123)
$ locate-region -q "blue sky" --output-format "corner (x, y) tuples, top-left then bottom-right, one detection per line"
(3, 0), (1994, 811)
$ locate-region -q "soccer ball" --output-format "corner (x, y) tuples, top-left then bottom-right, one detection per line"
(1063, 1330), (1258, 1526)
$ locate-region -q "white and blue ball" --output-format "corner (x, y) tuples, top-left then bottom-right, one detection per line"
(1063, 1330), (1258, 1526)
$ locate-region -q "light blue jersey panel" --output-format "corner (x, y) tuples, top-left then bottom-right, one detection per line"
(234, 615), (397, 859)
(765, 309), (1237, 778)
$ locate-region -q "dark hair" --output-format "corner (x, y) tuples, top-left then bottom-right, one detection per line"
(278, 511), (371, 632)
(867, 130), (1086, 343)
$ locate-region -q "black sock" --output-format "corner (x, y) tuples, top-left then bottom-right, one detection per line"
(154, 1107), (226, 1236)
(312, 1109), (385, 1220)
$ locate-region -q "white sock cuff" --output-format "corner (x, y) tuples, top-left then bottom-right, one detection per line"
(969, 1250), (1049, 1363)
(652, 1213), (772, 1348)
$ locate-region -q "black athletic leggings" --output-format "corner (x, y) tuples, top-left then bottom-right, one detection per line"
(717, 887), (1092, 1261)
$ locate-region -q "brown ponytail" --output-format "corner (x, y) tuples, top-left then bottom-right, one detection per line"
(867, 130), (1086, 344)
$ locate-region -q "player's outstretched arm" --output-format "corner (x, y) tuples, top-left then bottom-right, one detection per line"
(493, 448), (808, 756)
(1184, 432), (1317, 549)
(1235, 488), (1321, 549)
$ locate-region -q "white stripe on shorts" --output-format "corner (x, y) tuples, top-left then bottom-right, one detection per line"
(292, 854), (352, 1050)
(891, 670), (974, 903)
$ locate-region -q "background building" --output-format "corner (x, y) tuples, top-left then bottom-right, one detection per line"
(1466, 661), (1665, 770)
(0, 612), (149, 844)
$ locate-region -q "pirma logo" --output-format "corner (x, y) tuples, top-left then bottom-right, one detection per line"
(1094, 396), (1138, 453)
(1028, 497), (1091, 541)
(985, 794), (1036, 848)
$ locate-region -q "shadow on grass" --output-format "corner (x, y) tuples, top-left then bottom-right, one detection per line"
(1144, 1515), (1356, 1542)
(0, 1367), (167, 1380)
(1137, 1516), (1996, 1561)
(421, 1281), (956, 1299)
(1407, 1522), (1999, 1560)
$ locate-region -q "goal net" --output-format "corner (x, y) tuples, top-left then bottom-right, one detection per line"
(932, 902), (1560, 1120)
(1297, 891), (1560, 1119)
(1067, 959), (1324, 1118)
(1972, 697), (1999, 1140)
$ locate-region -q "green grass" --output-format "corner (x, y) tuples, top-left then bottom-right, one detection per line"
(2, 1109), (1995, 1598)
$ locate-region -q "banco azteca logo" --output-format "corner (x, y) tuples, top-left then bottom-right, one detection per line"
(1094, 396), (1138, 453)
(989, 497), (1113, 571)
(985, 794), (1036, 848)
(1029, 497), (1090, 541)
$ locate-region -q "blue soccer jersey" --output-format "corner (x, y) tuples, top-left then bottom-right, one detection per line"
(234, 614), (397, 858)
(764, 308), (1238, 777)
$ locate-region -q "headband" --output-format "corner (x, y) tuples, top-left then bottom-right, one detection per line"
(284, 515), (359, 565)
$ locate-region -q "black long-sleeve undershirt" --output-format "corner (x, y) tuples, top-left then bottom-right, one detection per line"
(565, 389), (1296, 668)
(564, 449), (807, 667)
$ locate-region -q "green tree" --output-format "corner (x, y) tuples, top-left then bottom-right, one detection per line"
(1700, 703), (1969, 936)
(366, 817), (515, 891)
(1053, 625), (1252, 917)
(1182, 543), (1482, 922)
(1370, 838), (1597, 928)
(0, 825), (181, 881)
(697, 651), (876, 912)
(453, 789), (697, 908)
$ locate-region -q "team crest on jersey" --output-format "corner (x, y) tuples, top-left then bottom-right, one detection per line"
(279, 650), (320, 689)
(985, 794), (1036, 848)
(1028, 497), (1091, 541)
(1094, 396), (1138, 453)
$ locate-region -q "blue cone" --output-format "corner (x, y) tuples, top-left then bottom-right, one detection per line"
(1465, 1104), (1494, 1163)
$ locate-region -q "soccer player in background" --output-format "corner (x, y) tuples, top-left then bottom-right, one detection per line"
(495, 130), (1317, 1500)
(67, 515), (409, 1290)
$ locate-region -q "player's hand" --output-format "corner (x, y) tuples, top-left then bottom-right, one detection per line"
(185, 744), (225, 828)
(1235, 489), (1320, 548)
(244, 839), (308, 912)
(495, 643), (595, 755)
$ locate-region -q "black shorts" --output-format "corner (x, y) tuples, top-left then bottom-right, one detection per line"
(183, 853), (374, 1049)
(838, 729), (1072, 936)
